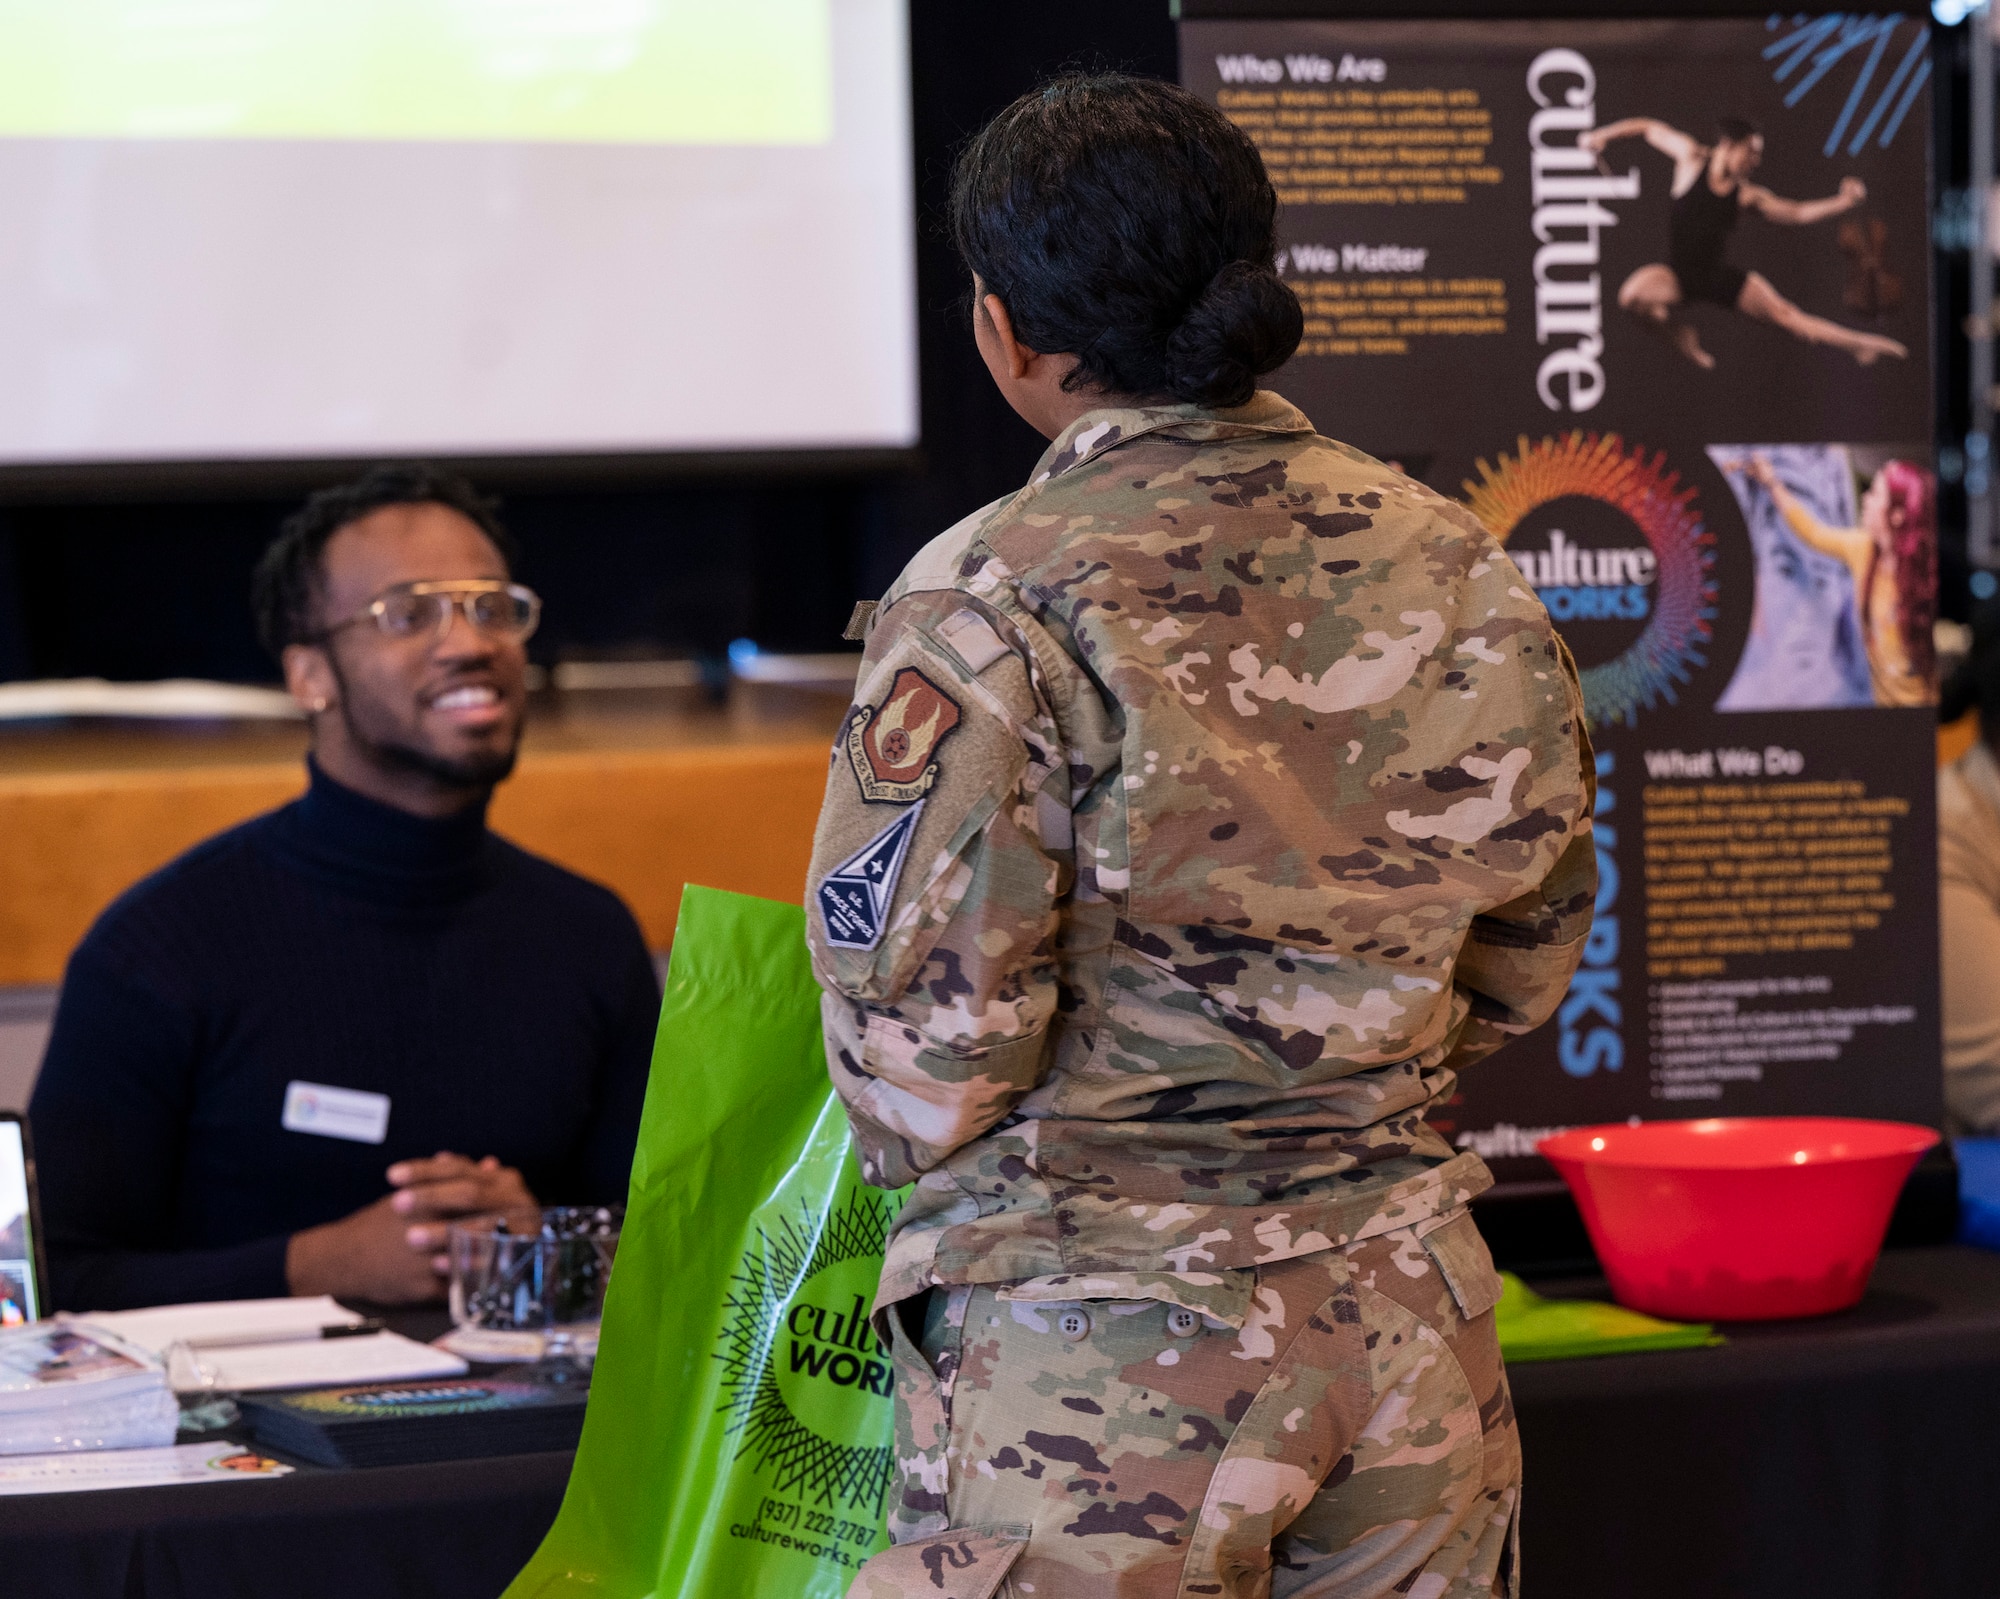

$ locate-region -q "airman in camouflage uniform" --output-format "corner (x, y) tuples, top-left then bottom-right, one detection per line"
(807, 391), (1596, 1598)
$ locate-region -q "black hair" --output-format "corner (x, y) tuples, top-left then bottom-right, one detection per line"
(949, 72), (1302, 411)
(251, 463), (514, 659)
(1715, 116), (1761, 145)
(1942, 596), (2000, 728)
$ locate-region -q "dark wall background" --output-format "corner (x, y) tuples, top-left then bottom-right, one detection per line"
(0, 3), (1178, 686)
(1932, 16), (1978, 623)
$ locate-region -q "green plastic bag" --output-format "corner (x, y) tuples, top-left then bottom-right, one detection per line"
(506, 886), (904, 1599)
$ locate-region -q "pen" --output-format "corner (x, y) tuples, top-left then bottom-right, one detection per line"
(182, 1320), (386, 1351)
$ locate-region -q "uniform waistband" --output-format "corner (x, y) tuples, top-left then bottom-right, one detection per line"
(874, 1148), (1496, 1313)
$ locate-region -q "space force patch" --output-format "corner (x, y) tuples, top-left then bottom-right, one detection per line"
(818, 801), (924, 951)
(845, 667), (961, 803)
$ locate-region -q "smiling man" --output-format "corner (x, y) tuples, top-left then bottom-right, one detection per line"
(28, 465), (660, 1311)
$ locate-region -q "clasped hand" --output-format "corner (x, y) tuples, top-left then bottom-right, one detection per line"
(284, 1151), (539, 1304)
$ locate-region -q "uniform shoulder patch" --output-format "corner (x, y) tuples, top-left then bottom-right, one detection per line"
(817, 800), (924, 951)
(845, 667), (962, 804)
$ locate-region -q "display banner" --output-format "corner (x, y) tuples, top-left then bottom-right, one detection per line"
(1183, 13), (1943, 1184)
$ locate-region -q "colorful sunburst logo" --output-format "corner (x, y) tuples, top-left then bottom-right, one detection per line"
(1462, 431), (1718, 727)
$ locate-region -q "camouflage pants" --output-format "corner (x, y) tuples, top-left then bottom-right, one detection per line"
(848, 1211), (1519, 1599)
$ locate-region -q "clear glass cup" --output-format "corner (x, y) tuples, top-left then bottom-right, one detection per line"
(448, 1206), (620, 1383)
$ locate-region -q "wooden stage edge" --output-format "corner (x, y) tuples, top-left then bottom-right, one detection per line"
(0, 699), (1983, 990)
(0, 688), (845, 988)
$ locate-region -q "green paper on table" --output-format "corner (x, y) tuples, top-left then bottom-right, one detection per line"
(1494, 1273), (1725, 1362)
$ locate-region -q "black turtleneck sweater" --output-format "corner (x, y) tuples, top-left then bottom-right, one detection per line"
(29, 763), (661, 1312)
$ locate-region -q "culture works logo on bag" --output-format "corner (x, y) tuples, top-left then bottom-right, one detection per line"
(716, 1182), (901, 1517)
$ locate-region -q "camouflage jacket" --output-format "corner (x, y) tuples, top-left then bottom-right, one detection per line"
(806, 392), (1596, 1314)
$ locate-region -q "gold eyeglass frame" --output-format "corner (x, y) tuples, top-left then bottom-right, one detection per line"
(315, 579), (542, 644)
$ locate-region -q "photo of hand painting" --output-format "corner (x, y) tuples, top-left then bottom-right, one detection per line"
(1710, 442), (1936, 709)
(1584, 116), (1907, 371)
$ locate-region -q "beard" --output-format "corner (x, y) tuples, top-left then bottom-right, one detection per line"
(328, 658), (521, 793)
(358, 726), (519, 791)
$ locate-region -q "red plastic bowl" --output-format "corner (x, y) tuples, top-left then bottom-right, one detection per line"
(1538, 1117), (1939, 1321)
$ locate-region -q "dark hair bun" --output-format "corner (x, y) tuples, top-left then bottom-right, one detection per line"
(950, 74), (1303, 409)
(1164, 261), (1304, 409)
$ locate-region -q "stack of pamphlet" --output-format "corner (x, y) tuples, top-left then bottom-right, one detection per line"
(240, 1373), (587, 1467)
(0, 1318), (180, 1455)
(77, 1295), (467, 1392)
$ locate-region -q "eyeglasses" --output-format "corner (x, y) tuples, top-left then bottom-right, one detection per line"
(316, 580), (542, 644)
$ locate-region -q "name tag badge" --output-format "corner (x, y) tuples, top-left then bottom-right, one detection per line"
(282, 1081), (390, 1145)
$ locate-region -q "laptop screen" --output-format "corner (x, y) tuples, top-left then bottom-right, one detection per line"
(0, 1119), (38, 1323)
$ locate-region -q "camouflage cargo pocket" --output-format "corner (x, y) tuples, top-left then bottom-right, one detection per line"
(847, 1525), (1030, 1599)
(1416, 1209), (1505, 1322)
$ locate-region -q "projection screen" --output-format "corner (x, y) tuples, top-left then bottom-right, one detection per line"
(0, 0), (918, 471)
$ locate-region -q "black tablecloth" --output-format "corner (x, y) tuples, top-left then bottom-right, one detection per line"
(0, 1446), (571, 1599)
(1510, 1243), (2000, 1599)
(5, 1246), (1999, 1599)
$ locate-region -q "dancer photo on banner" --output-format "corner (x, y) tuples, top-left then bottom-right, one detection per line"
(1583, 116), (1908, 370)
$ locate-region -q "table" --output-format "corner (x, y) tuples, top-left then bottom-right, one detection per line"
(0, 1447), (571, 1599)
(0, 1306), (575, 1599)
(5, 1247), (1998, 1599)
(1510, 1243), (2000, 1599)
